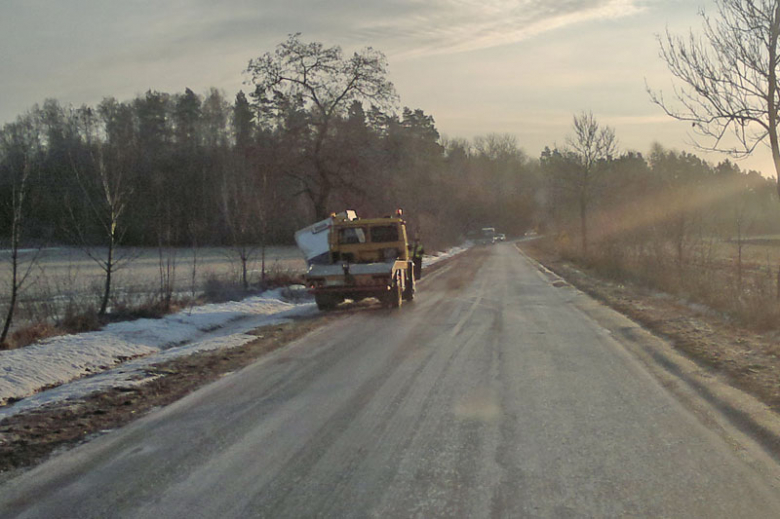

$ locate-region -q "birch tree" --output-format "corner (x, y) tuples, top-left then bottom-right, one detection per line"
(68, 111), (133, 317)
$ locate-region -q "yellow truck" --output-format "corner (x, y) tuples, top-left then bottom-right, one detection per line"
(295, 210), (415, 310)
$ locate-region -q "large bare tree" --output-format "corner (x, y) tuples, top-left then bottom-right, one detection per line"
(0, 119), (40, 345)
(649, 0), (780, 195)
(245, 34), (397, 219)
(564, 111), (618, 254)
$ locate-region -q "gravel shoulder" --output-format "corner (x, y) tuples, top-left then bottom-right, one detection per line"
(0, 255), (458, 480)
(0, 315), (333, 480)
(518, 240), (780, 419)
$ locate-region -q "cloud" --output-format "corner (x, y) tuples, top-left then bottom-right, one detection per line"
(114, 0), (648, 63)
(0, 0), (652, 126)
(353, 0), (647, 58)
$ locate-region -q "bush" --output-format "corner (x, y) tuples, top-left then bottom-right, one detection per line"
(259, 264), (305, 290)
(1, 323), (61, 350)
(60, 308), (102, 334)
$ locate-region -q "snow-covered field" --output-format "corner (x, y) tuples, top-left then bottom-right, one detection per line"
(0, 246), (305, 328)
(0, 246), (468, 419)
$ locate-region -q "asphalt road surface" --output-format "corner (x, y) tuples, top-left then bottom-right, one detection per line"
(2, 244), (780, 518)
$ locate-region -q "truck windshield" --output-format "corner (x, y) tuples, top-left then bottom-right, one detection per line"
(339, 227), (367, 244)
(370, 225), (399, 243)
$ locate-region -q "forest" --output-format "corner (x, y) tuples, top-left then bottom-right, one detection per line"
(3, 81), (776, 250)
(0, 35), (544, 254)
(0, 88), (546, 250)
(3, 35), (778, 253)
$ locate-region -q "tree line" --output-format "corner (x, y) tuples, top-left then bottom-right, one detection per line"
(0, 37), (543, 254)
(539, 111), (780, 331)
(541, 115), (780, 257)
(0, 92), (543, 246)
(5, 32), (776, 258)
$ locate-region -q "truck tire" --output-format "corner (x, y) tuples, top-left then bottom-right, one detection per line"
(395, 274), (404, 308)
(403, 270), (415, 301)
(382, 276), (403, 309)
(390, 280), (403, 308)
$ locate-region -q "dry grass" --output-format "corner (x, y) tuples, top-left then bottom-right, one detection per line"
(519, 238), (780, 415)
(1, 268), (307, 351)
(531, 233), (780, 332)
(0, 323), (61, 351)
(259, 264), (306, 290)
(556, 234), (780, 331)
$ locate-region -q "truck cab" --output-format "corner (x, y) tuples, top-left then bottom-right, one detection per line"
(295, 211), (415, 311)
(330, 217), (410, 264)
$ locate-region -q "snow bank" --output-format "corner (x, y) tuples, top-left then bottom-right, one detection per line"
(422, 242), (472, 268)
(0, 244), (470, 419)
(0, 289), (316, 417)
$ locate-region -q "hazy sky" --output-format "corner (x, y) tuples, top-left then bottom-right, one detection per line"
(1, 0), (773, 175)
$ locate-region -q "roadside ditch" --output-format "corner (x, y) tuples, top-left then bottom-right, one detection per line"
(518, 240), (780, 465)
(0, 250), (464, 479)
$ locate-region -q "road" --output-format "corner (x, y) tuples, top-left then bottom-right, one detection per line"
(2, 243), (780, 518)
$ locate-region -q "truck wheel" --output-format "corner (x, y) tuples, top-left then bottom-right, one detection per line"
(390, 275), (403, 308)
(382, 277), (402, 309)
(403, 271), (415, 301)
(315, 293), (338, 311)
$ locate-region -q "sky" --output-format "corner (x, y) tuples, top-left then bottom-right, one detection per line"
(1, 0), (774, 176)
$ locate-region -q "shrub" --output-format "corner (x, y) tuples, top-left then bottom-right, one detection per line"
(60, 308), (102, 334)
(260, 263), (305, 290)
(203, 273), (246, 303)
(1, 323), (61, 350)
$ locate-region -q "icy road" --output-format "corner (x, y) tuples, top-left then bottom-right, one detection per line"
(2, 243), (780, 517)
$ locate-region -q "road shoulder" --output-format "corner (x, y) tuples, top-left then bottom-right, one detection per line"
(517, 240), (780, 476)
(0, 250), (469, 481)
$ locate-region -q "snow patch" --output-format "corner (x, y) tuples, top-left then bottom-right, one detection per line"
(0, 290), (316, 418)
(0, 244), (469, 419)
(422, 242), (472, 268)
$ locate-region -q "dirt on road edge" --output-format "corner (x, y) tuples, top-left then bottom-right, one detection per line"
(0, 315), (340, 480)
(0, 253), (463, 480)
(518, 241), (780, 427)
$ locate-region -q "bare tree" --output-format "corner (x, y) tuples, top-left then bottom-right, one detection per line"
(69, 138), (133, 317)
(220, 166), (261, 291)
(156, 205), (178, 311)
(722, 172), (759, 290)
(245, 34), (397, 219)
(564, 111), (618, 254)
(649, 0), (780, 195)
(733, 192), (753, 290)
(1, 127), (40, 345)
